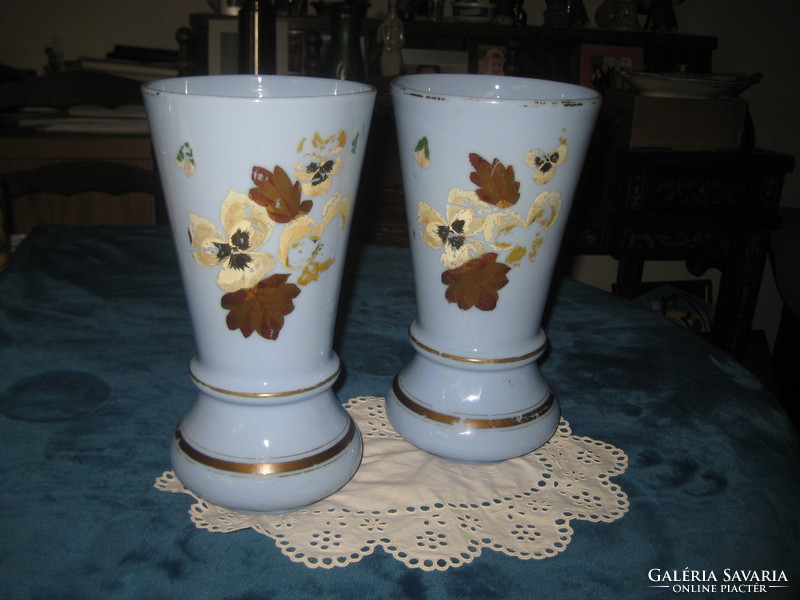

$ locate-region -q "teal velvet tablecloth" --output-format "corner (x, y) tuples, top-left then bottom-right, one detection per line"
(1, 226), (799, 600)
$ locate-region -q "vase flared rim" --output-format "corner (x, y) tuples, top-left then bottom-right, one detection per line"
(391, 74), (600, 105)
(142, 75), (376, 101)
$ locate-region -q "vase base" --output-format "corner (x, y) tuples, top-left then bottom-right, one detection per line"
(172, 391), (362, 514)
(386, 355), (561, 462)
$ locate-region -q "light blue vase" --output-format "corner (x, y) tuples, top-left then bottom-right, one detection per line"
(143, 75), (375, 512)
(388, 74), (600, 462)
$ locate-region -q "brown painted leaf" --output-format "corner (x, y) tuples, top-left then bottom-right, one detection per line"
(221, 273), (301, 339)
(441, 252), (510, 311)
(249, 166), (312, 223)
(468, 153), (520, 208)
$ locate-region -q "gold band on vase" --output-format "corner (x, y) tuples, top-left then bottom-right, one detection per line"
(408, 332), (547, 364)
(392, 377), (556, 429)
(189, 368), (340, 399)
(175, 419), (357, 475)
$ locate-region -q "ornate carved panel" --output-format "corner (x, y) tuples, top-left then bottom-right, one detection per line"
(621, 230), (733, 274)
(648, 174), (751, 212)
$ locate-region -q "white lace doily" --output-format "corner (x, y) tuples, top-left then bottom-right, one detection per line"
(155, 396), (629, 571)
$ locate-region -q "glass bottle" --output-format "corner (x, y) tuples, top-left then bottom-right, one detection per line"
(377, 0), (404, 76)
(324, 2), (369, 80)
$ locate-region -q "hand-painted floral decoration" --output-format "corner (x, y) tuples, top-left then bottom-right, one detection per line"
(525, 138), (568, 185)
(187, 130), (351, 340)
(416, 139), (568, 311)
(294, 131), (347, 197)
(176, 142), (195, 174)
(414, 137), (430, 168)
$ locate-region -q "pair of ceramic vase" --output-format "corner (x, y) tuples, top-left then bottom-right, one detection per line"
(143, 73), (600, 513)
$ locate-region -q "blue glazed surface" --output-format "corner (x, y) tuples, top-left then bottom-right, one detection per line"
(142, 75), (375, 511)
(388, 75), (599, 461)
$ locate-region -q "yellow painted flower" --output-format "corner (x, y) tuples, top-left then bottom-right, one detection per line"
(295, 131), (346, 196)
(525, 190), (561, 262)
(481, 210), (522, 244)
(525, 138), (568, 184)
(278, 193), (350, 285)
(419, 192), (486, 269)
(525, 190), (561, 231)
(188, 190), (275, 292)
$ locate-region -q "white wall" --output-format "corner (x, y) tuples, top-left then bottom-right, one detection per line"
(1, 0), (796, 348)
(0, 0), (209, 70)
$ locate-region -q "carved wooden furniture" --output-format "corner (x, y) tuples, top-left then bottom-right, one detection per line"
(0, 135), (160, 234)
(570, 142), (795, 358)
(0, 160), (163, 235)
(769, 207), (800, 421)
(0, 70), (162, 236)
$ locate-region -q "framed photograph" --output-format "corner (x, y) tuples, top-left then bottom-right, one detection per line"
(579, 44), (644, 93)
(474, 45), (508, 75)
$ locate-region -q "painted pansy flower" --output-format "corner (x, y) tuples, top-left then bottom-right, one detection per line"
(448, 187), (522, 247)
(188, 190), (275, 292)
(277, 193), (350, 285)
(295, 131), (347, 197)
(418, 193), (486, 269)
(525, 138), (568, 185)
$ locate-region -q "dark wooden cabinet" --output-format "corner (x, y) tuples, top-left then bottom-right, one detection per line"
(569, 143), (794, 357)
(186, 13), (717, 82)
(381, 19), (715, 81)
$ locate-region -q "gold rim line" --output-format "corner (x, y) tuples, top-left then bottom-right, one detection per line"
(408, 332), (546, 364)
(175, 420), (357, 475)
(189, 368), (340, 399)
(391, 377), (556, 429)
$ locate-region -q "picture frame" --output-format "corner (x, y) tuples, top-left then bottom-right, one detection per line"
(474, 45), (508, 75)
(579, 44), (644, 93)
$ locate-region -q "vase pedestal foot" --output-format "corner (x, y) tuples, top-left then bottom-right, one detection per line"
(171, 388), (362, 514)
(386, 350), (560, 463)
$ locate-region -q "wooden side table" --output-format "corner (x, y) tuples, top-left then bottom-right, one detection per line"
(571, 142), (795, 359)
